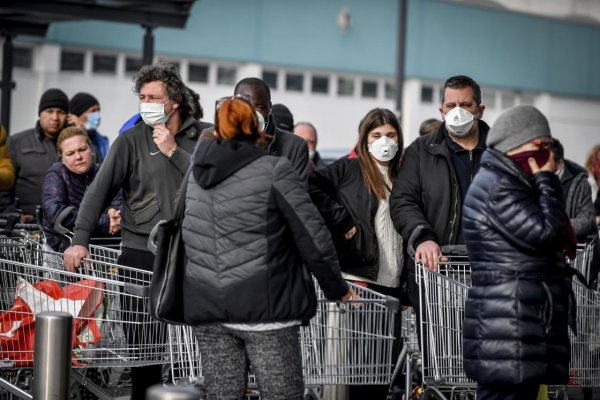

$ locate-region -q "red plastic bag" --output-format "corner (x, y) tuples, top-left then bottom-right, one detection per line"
(0, 277), (105, 366)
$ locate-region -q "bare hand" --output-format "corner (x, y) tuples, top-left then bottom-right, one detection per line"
(64, 245), (90, 272)
(340, 287), (356, 302)
(415, 240), (447, 271)
(107, 208), (121, 235)
(344, 226), (357, 240)
(529, 156), (556, 174)
(66, 114), (85, 130)
(152, 124), (176, 156)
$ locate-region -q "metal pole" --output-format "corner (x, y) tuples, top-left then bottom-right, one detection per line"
(1, 33), (15, 132)
(146, 384), (202, 400)
(395, 0), (407, 122)
(32, 311), (72, 400)
(143, 25), (155, 66)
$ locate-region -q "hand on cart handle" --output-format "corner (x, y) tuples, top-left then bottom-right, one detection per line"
(64, 244), (91, 272)
(415, 240), (448, 271)
(340, 287), (357, 303)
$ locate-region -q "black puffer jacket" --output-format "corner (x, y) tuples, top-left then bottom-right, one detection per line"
(462, 149), (573, 386)
(182, 139), (348, 324)
(308, 157), (379, 280)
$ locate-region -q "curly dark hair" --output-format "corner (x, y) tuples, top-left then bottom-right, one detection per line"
(133, 62), (202, 119)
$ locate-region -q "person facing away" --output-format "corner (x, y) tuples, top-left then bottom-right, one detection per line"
(42, 127), (122, 252)
(0, 124), (15, 191)
(462, 105), (577, 400)
(418, 118), (442, 137)
(63, 62), (212, 400)
(67, 92), (110, 163)
(184, 96), (352, 400)
(6, 88), (69, 219)
(308, 107), (404, 399)
(390, 75), (490, 271)
(294, 122), (326, 171)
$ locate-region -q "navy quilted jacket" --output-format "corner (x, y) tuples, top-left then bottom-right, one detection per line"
(462, 149), (572, 386)
(42, 162), (122, 252)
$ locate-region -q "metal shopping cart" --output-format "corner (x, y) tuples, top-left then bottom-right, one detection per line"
(0, 239), (168, 400)
(413, 244), (600, 400)
(415, 247), (475, 399)
(167, 279), (400, 400)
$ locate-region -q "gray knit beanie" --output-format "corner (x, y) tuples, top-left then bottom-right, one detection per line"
(487, 105), (551, 153)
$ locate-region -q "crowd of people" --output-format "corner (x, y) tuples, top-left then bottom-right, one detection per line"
(0, 62), (599, 400)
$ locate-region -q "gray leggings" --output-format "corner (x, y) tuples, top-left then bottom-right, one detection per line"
(193, 324), (304, 400)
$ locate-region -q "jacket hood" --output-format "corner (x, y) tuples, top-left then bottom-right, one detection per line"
(193, 138), (267, 189)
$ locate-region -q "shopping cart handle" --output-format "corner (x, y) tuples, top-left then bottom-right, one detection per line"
(440, 245), (468, 256)
(385, 295), (400, 312)
(54, 206), (74, 235)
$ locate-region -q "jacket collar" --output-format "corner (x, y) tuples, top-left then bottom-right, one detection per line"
(482, 148), (533, 187)
(427, 119), (490, 156)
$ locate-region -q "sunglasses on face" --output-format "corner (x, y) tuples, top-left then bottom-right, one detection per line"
(215, 94), (253, 111)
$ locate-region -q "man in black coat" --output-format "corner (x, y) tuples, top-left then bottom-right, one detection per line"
(5, 88), (69, 219)
(233, 78), (309, 182)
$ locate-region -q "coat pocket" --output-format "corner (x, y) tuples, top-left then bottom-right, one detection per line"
(131, 194), (160, 225)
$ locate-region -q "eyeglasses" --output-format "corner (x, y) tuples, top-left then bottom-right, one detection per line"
(215, 94), (253, 111)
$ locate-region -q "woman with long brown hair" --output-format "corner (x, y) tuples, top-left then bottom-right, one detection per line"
(308, 107), (404, 399)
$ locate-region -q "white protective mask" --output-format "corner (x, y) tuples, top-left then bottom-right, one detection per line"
(256, 111), (267, 133)
(85, 111), (101, 131)
(140, 99), (174, 126)
(368, 136), (398, 162)
(308, 149), (316, 160)
(444, 106), (475, 137)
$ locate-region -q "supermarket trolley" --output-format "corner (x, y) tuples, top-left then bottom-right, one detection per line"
(415, 247), (475, 399)
(0, 239), (169, 400)
(167, 280), (400, 399)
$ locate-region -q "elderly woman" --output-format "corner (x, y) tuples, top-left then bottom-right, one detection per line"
(462, 105), (577, 400)
(182, 96), (352, 400)
(42, 127), (121, 252)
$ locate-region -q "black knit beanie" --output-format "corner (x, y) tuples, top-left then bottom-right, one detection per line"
(69, 92), (99, 117)
(271, 103), (294, 132)
(38, 88), (69, 115)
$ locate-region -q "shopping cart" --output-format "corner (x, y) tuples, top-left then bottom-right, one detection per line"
(0, 240), (167, 400)
(167, 279), (400, 399)
(571, 237), (597, 288)
(414, 243), (600, 400)
(415, 247), (475, 399)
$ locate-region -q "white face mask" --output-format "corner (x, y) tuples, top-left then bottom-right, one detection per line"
(85, 111), (101, 131)
(308, 149), (316, 160)
(256, 111), (268, 133)
(444, 106), (475, 137)
(368, 136), (398, 162)
(140, 99), (174, 126)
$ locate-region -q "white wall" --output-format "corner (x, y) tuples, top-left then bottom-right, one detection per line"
(4, 44), (600, 167)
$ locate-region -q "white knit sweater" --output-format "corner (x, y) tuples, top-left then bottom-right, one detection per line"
(374, 164), (404, 287)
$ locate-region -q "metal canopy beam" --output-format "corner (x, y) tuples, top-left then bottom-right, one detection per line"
(0, 0), (194, 29)
(0, 0), (195, 130)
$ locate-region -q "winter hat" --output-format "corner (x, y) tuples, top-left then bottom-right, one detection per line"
(38, 88), (69, 115)
(69, 92), (99, 117)
(271, 103), (294, 131)
(487, 105), (551, 153)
